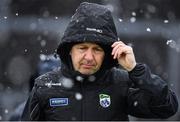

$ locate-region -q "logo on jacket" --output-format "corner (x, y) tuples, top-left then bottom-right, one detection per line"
(99, 94), (111, 108)
(50, 98), (68, 107)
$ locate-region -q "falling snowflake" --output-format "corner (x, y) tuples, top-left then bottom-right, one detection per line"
(88, 75), (96, 82)
(76, 76), (83, 82)
(132, 12), (136, 16)
(130, 17), (136, 23)
(76, 19), (79, 23)
(4, 109), (8, 114)
(146, 28), (151, 32)
(166, 39), (176, 49)
(118, 18), (123, 22)
(40, 40), (46, 47)
(40, 54), (47, 61)
(133, 101), (138, 107)
(61, 78), (74, 89)
(75, 92), (83, 100)
(164, 20), (169, 23)
(24, 49), (28, 53)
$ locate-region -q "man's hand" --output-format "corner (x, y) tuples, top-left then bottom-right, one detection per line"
(111, 41), (136, 71)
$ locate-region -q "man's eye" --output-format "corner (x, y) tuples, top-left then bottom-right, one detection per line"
(95, 48), (103, 52)
(77, 47), (87, 52)
(79, 47), (86, 50)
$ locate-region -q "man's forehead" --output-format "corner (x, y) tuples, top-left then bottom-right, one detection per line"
(74, 42), (102, 47)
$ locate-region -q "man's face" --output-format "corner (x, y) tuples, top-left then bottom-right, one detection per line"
(70, 42), (105, 75)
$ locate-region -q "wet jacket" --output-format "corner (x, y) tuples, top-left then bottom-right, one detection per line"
(21, 63), (178, 121)
(21, 2), (178, 121)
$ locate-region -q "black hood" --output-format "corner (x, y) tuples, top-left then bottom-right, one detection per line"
(57, 2), (118, 70)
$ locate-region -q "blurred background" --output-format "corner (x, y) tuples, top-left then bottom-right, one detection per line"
(0, 0), (180, 120)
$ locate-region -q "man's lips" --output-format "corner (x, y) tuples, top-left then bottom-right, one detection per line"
(81, 64), (95, 69)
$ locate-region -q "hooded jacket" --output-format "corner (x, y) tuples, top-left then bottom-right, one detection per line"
(21, 2), (178, 121)
(57, 2), (119, 71)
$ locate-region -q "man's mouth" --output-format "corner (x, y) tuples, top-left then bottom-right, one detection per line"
(81, 64), (95, 69)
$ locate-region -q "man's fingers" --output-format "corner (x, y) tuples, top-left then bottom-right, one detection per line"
(112, 45), (133, 59)
(111, 41), (125, 47)
(111, 44), (122, 55)
(113, 46), (127, 59)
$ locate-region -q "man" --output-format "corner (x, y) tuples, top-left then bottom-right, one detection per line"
(21, 2), (178, 121)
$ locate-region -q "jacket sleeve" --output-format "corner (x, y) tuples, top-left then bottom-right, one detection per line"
(127, 63), (178, 119)
(21, 86), (42, 121)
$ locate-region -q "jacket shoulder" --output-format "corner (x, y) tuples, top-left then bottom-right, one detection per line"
(110, 67), (131, 85)
(111, 67), (129, 80)
(34, 69), (62, 87)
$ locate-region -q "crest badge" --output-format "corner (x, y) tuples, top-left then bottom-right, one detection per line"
(99, 94), (111, 108)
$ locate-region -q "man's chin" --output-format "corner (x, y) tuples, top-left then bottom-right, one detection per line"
(79, 69), (97, 75)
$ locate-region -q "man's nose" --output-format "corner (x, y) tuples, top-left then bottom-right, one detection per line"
(84, 49), (94, 60)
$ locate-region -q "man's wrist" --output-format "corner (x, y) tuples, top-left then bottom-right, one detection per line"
(127, 62), (137, 72)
